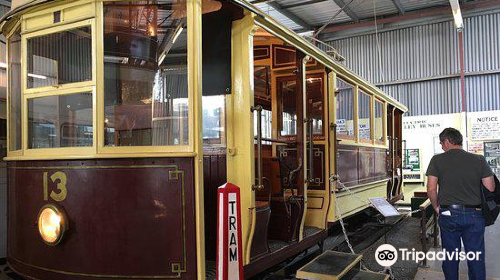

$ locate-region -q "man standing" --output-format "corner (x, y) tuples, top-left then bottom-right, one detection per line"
(426, 128), (495, 280)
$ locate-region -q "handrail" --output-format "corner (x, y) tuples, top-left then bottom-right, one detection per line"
(253, 136), (297, 146)
(307, 119), (314, 184)
(251, 105), (264, 191)
(419, 198), (432, 210)
(419, 198), (440, 267)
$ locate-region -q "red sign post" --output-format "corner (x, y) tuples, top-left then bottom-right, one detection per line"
(216, 183), (244, 280)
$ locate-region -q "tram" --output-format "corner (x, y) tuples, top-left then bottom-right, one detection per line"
(0, 0), (407, 279)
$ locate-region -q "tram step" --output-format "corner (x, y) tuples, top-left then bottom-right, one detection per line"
(295, 251), (362, 280)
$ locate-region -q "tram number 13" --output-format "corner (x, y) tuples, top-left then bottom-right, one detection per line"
(43, 171), (68, 202)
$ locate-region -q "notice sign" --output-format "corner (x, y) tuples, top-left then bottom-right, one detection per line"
(369, 197), (400, 217)
(217, 183), (243, 280)
(470, 111), (500, 141)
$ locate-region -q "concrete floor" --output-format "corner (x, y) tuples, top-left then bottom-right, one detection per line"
(414, 220), (500, 280)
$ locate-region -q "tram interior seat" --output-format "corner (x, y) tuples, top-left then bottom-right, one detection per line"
(253, 144), (303, 248)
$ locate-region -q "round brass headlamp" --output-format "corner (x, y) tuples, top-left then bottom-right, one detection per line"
(37, 204), (68, 246)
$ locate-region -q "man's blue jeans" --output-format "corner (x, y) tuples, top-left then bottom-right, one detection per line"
(439, 207), (485, 280)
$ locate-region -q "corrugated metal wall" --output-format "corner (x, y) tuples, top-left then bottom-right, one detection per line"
(323, 11), (500, 116)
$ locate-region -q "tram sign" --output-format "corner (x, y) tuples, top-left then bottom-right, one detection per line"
(217, 183), (244, 280)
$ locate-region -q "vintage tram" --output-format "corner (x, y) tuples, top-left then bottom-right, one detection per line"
(0, 0), (407, 279)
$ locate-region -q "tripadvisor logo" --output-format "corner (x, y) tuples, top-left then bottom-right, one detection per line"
(375, 244), (398, 267)
(375, 244), (482, 266)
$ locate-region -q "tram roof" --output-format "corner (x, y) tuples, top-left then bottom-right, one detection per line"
(1, 0), (407, 112)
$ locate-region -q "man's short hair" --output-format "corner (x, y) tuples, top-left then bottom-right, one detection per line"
(439, 128), (463, 146)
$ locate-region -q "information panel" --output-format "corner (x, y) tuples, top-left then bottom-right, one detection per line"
(369, 197), (400, 217)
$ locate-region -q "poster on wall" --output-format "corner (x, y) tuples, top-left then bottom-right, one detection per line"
(467, 142), (484, 154)
(405, 149), (421, 171)
(469, 111), (500, 141)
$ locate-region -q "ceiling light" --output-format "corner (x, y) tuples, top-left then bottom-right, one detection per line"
(449, 0), (464, 30)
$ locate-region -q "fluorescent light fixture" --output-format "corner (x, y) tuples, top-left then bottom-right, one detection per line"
(172, 26), (184, 44)
(28, 73), (48, 80)
(449, 0), (464, 30)
(0, 62), (7, 69)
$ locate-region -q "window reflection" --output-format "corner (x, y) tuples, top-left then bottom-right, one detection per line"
(278, 77), (297, 137)
(306, 75), (323, 135)
(203, 95), (225, 145)
(9, 27), (22, 151)
(374, 99), (384, 143)
(336, 77), (354, 140)
(358, 90), (372, 141)
(27, 26), (92, 88)
(254, 109), (272, 145)
(103, 1), (189, 146)
(28, 93), (93, 148)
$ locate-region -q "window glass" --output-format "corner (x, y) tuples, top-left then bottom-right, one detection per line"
(254, 109), (272, 145)
(27, 26), (92, 88)
(9, 27), (22, 151)
(358, 90), (372, 141)
(335, 78), (354, 139)
(306, 75), (323, 135)
(103, 1), (189, 147)
(254, 66), (271, 107)
(374, 99), (384, 143)
(28, 93), (93, 148)
(278, 78), (297, 136)
(203, 95), (225, 145)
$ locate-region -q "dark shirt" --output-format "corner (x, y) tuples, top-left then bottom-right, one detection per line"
(426, 149), (493, 205)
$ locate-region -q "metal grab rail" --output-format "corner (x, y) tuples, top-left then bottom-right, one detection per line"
(419, 198), (440, 267)
(307, 119), (314, 184)
(253, 136), (297, 146)
(251, 105), (264, 191)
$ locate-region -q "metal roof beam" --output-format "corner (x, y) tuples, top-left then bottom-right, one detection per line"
(331, 0), (359, 22)
(281, 0), (329, 9)
(268, 1), (314, 31)
(390, 0), (406, 14)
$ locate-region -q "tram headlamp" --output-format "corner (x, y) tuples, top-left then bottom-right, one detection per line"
(37, 204), (67, 245)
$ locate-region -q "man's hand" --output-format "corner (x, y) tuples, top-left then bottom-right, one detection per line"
(434, 206), (440, 214)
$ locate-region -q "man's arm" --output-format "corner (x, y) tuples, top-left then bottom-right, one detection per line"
(427, 175), (439, 213)
(482, 176), (495, 192)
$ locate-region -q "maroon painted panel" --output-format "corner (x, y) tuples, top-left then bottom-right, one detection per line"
(337, 145), (389, 188)
(374, 148), (388, 179)
(337, 146), (358, 187)
(8, 158), (197, 280)
(203, 153), (227, 261)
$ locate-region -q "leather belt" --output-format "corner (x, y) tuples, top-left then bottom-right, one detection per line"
(441, 204), (481, 210)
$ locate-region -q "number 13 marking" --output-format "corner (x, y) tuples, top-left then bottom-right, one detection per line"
(43, 171), (68, 202)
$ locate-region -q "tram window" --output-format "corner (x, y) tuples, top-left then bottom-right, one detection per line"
(27, 26), (92, 89)
(8, 27), (22, 151)
(28, 92), (93, 148)
(203, 95), (225, 145)
(358, 90), (372, 142)
(306, 75), (324, 135)
(103, 1), (189, 147)
(374, 99), (384, 144)
(335, 78), (354, 140)
(254, 109), (272, 145)
(254, 66), (271, 107)
(278, 78), (297, 137)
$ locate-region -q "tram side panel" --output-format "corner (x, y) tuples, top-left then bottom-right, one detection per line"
(331, 145), (390, 219)
(7, 158), (198, 280)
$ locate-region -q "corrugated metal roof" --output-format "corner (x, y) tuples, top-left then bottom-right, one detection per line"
(400, 0), (449, 12)
(349, 0), (398, 19)
(255, 2), (304, 30)
(251, 0), (475, 32)
(287, 1), (352, 26)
